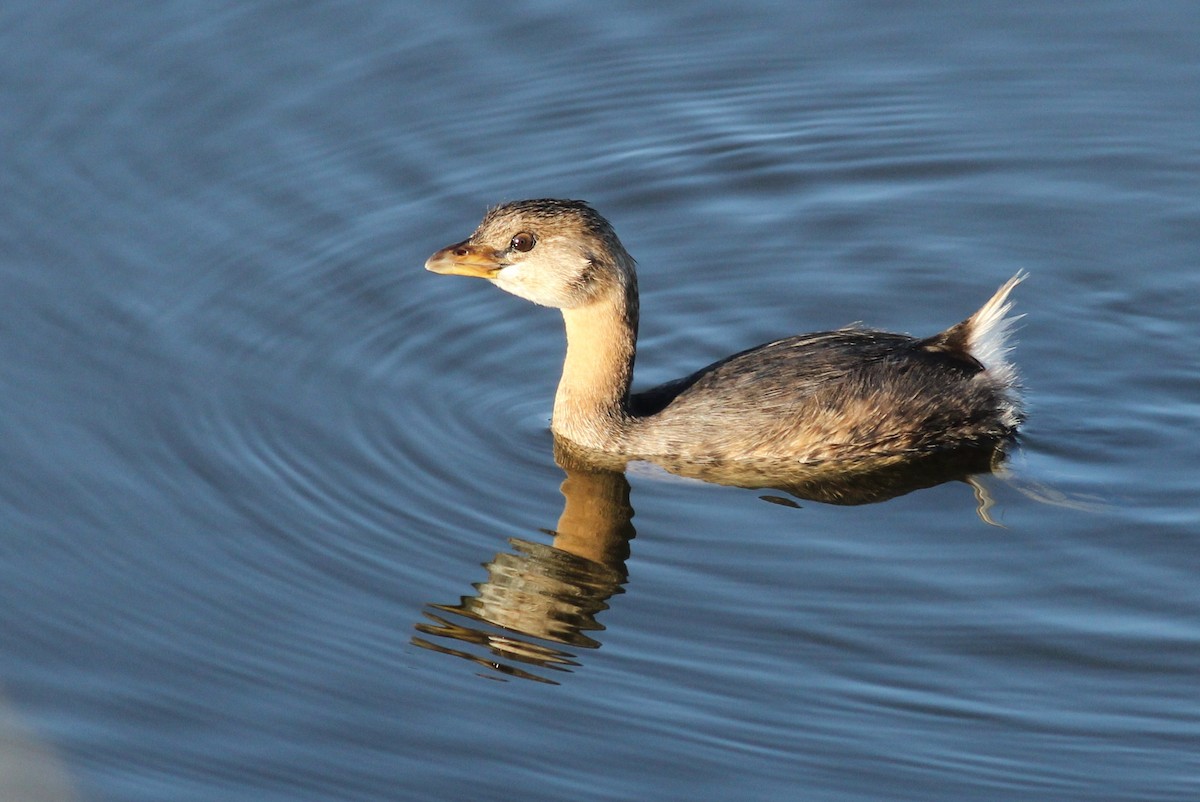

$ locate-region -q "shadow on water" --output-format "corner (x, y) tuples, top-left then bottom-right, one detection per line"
(413, 437), (1012, 684)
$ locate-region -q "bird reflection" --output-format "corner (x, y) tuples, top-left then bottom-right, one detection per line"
(414, 436), (1012, 683)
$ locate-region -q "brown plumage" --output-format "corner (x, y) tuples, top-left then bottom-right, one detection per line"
(426, 199), (1024, 466)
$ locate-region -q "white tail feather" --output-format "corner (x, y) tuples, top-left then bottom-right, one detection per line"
(967, 271), (1026, 423)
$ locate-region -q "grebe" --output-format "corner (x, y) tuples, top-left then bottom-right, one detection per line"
(426, 199), (1024, 466)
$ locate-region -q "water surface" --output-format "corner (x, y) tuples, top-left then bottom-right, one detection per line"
(2, 2), (1199, 800)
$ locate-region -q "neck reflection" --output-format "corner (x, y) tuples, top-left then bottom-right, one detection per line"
(413, 443), (634, 685)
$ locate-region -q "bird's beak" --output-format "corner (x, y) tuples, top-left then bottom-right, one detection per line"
(424, 241), (505, 279)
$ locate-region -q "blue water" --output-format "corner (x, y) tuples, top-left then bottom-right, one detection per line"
(2, 2), (1199, 800)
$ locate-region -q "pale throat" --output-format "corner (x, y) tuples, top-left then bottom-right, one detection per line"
(552, 282), (638, 447)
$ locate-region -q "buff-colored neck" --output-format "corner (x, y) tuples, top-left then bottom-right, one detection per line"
(552, 280), (638, 451)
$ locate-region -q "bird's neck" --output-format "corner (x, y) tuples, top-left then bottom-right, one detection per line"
(553, 279), (639, 450)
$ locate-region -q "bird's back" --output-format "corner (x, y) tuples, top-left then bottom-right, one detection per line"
(627, 276), (1025, 464)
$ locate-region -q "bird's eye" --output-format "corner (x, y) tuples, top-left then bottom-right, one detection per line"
(510, 232), (536, 252)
